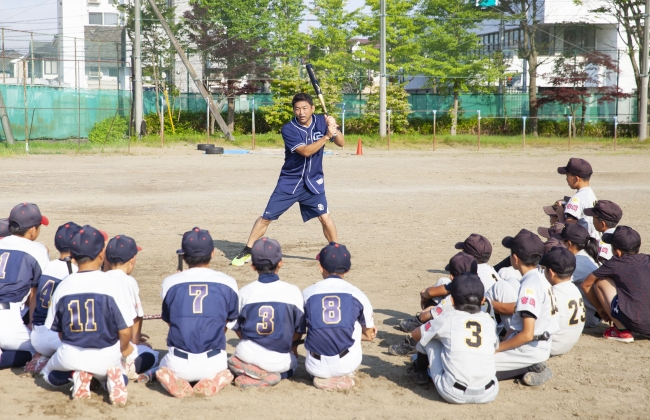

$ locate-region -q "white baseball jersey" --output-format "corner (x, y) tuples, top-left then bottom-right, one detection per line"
(32, 259), (78, 327)
(477, 263), (500, 292)
(498, 265), (522, 291)
(0, 235), (50, 304)
(598, 228), (616, 261)
(106, 269), (144, 319)
(572, 250), (598, 284)
(419, 310), (498, 387)
(550, 281), (585, 356)
(508, 269), (560, 337)
(564, 187), (599, 239)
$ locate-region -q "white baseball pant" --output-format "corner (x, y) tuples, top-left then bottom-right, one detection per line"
(31, 325), (62, 357)
(494, 340), (551, 371)
(0, 303), (34, 352)
(159, 346), (227, 382)
(305, 342), (362, 379)
(41, 342), (123, 384)
(235, 339), (297, 374)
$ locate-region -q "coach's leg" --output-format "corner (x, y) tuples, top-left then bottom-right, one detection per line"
(593, 278), (626, 330)
(246, 217), (273, 247)
(318, 214), (338, 243)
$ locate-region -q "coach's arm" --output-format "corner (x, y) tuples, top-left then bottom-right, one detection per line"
(294, 117), (344, 157)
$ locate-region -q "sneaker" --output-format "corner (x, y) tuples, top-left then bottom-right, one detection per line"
(231, 248), (251, 266)
(399, 315), (423, 333)
(521, 366), (553, 386)
(406, 365), (430, 385)
(313, 374), (355, 390)
(603, 326), (634, 343)
(106, 366), (128, 406)
(121, 357), (138, 381)
(24, 353), (45, 373)
(155, 367), (194, 398)
(34, 355), (50, 373)
(227, 356), (270, 379)
(71, 371), (93, 400)
(389, 336), (417, 356)
(527, 362), (548, 373)
(234, 372), (281, 389)
(193, 369), (234, 396)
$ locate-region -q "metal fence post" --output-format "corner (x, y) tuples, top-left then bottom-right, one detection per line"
(613, 116), (618, 151)
(522, 116), (527, 149)
(251, 97), (255, 150)
(432, 110), (437, 151)
(477, 110), (481, 151)
(568, 116), (572, 151)
(387, 109), (391, 150)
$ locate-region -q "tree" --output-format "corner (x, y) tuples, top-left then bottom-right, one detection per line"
(538, 52), (631, 136)
(184, 3), (272, 131)
(364, 83), (411, 133)
(268, 0), (307, 63)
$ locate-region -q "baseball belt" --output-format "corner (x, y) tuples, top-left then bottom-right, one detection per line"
(0, 302), (12, 310)
(310, 348), (349, 360)
(453, 379), (495, 393)
(173, 348), (221, 360)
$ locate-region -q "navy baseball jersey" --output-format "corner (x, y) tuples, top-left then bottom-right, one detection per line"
(0, 235), (49, 304)
(234, 273), (305, 354)
(45, 270), (134, 349)
(303, 276), (374, 357)
(278, 115), (329, 195)
(161, 268), (239, 354)
(32, 259), (78, 327)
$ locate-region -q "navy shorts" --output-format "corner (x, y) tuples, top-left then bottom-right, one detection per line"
(262, 186), (329, 222)
(611, 295), (633, 330)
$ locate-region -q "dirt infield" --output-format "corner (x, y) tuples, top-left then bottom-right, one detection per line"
(1, 147), (649, 419)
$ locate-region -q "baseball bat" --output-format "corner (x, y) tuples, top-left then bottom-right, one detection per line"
(143, 314), (162, 320)
(176, 249), (184, 272)
(63, 256), (73, 275)
(532, 331), (550, 341)
(305, 63), (328, 116)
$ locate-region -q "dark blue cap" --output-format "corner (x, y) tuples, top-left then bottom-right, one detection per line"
(540, 246), (576, 276)
(602, 226), (641, 252)
(0, 218), (9, 238)
(106, 235), (142, 264)
(448, 273), (485, 302)
(9, 202), (49, 229)
(317, 242), (351, 273)
(445, 252), (478, 277)
(251, 237), (282, 267)
(54, 222), (81, 252)
(182, 227), (214, 257)
(70, 225), (108, 260)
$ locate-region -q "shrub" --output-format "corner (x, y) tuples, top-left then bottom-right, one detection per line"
(88, 115), (128, 144)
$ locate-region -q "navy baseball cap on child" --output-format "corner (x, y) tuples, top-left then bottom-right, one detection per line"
(540, 246), (576, 276)
(602, 226), (641, 252)
(454, 234), (492, 259)
(584, 200), (623, 223)
(448, 273), (485, 303)
(106, 235), (142, 264)
(9, 203), (49, 229)
(182, 227), (214, 257)
(543, 237), (566, 254)
(317, 242), (351, 273)
(70, 225), (108, 260)
(538, 222), (565, 240)
(0, 218), (9, 238)
(502, 229), (544, 260)
(445, 252), (478, 277)
(251, 237), (282, 267)
(54, 222), (81, 252)
(560, 223), (589, 245)
(557, 158), (593, 178)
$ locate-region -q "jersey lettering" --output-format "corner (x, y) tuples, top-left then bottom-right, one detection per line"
(189, 284), (208, 314)
(465, 321), (482, 348)
(39, 279), (56, 309)
(322, 296), (342, 324)
(256, 305), (275, 335)
(67, 298), (97, 332)
(579, 298), (586, 323)
(548, 289), (559, 315)
(0, 252), (10, 280)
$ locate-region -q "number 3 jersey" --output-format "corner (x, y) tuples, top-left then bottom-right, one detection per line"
(161, 268), (239, 354)
(45, 270), (134, 349)
(550, 281), (585, 356)
(302, 276), (374, 357)
(419, 310), (498, 387)
(32, 259), (78, 327)
(0, 235), (49, 304)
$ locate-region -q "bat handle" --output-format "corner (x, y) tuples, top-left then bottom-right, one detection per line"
(176, 249), (184, 272)
(63, 256), (73, 275)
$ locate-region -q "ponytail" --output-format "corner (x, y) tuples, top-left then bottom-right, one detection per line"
(585, 237), (600, 265)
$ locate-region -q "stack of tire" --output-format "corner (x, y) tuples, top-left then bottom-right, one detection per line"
(197, 144), (224, 154)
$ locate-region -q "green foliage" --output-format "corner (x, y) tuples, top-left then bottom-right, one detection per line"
(88, 115), (128, 144)
(363, 84), (411, 133)
(143, 110), (271, 136)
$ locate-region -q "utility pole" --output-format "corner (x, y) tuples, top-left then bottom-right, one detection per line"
(498, 20), (504, 117)
(379, 0), (387, 137)
(639, 0), (650, 140)
(134, 0), (143, 137)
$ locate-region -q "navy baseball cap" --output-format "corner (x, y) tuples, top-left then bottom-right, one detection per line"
(445, 252), (478, 277)
(251, 237), (282, 267)
(602, 226), (641, 252)
(9, 203), (49, 229)
(560, 223), (589, 245)
(106, 235), (142, 264)
(543, 237), (566, 254)
(538, 222), (565, 240)
(0, 218), (9, 238)
(502, 229), (544, 260)
(540, 246), (576, 276)
(317, 242), (351, 273)
(70, 225), (109, 260)
(448, 273), (485, 303)
(584, 200), (623, 223)
(454, 234), (492, 259)
(182, 227), (214, 257)
(54, 222), (81, 252)
(557, 158), (593, 178)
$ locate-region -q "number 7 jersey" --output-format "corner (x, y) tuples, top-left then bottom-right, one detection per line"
(302, 276), (374, 357)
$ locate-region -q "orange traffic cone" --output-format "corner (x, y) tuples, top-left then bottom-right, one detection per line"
(356, 137), (363, 155)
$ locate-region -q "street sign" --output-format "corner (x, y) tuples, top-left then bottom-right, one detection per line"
(476, 0), (498, 6)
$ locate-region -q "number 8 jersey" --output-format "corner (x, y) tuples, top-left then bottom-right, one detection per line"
(302, 275), (374, 357)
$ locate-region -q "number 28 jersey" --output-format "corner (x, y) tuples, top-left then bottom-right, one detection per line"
(161, 268), (239, 354)
(302, 276), (374, 357)
(45, 270), (134, 349)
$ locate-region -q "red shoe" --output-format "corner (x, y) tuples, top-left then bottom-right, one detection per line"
(155, 367), (193, 398)
(24, 353), (45, 373)
(106, 366), (128, 406)
(234, 372), (281, 389)
(227, 356), (270, 379)
(34, 355), (50, 373)
(71, 371), (93, 400)
(603, 326), (634, 343)
(313, 375), (356, 390)
(193, 369), (233, 396)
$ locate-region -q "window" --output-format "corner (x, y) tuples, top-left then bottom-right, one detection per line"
(109, 0), (120, 4)
(44, 61), (57, 75)
(564, 26), (596, 54)
(89, 13), (102, 25)
(104, 13), (118, 25)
